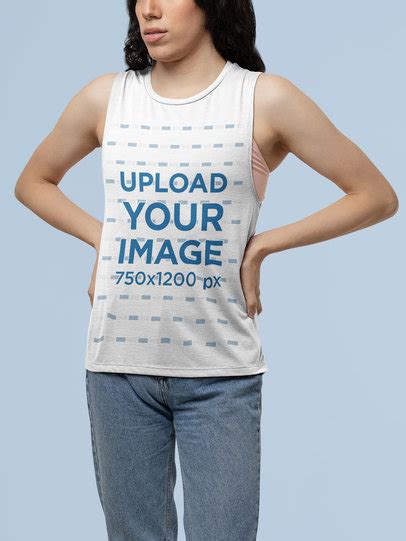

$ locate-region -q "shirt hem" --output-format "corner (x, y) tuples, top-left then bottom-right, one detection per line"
(85, 360), (269, 378)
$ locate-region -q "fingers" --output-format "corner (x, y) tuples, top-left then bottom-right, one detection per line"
(88, 289), (94, 308)
(257, 297), (263, 316)
(240, 258), (262, 318)
(246, 291), (261, 319)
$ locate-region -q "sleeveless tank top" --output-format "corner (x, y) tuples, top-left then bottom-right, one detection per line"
(84, 59), (270, 377)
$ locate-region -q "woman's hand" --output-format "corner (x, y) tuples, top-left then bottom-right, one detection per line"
(240, 234), (266, 319)
(88, 250), (100, 308)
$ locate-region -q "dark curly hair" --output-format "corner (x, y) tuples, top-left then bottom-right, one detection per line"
(124, 0), (266, 72)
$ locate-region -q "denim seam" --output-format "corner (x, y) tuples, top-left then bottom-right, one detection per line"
(156, 377), (169, 406)
(165, 429), (176, 540)
(253, 383), (262, 540)
(85, 370), (105, 511)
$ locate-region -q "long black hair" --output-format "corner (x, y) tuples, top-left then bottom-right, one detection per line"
(124, 0), (266, 72)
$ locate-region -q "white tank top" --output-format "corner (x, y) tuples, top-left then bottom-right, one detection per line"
(85, 59), (269, 377)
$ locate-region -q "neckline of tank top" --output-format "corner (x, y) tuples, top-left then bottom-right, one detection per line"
(143, 59), (235, 105)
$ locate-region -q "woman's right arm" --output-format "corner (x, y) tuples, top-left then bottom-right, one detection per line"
(14, 72), (118, 252)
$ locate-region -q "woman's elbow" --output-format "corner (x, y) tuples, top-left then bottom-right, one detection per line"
(14, 179), (26, 203)
(381, 189), (399, 218)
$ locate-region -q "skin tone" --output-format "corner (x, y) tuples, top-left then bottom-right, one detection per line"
(14, 0), (399, 318)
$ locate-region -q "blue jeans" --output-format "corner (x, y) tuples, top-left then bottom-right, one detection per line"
(85, 370), (264, 540)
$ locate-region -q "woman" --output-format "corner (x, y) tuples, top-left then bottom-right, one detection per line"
(14, 1), (398, 540)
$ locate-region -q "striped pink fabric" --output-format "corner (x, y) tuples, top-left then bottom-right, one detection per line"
(252, 137), (270, 202)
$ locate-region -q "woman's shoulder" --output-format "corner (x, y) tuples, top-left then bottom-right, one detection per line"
(253, 70), (312, 128)
(81, 71), (122, 106)
(66, 72), (122, 147)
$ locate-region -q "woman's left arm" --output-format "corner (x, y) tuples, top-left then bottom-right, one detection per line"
(241, 74), (399, 318)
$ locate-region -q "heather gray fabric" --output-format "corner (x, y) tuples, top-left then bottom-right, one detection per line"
(85, 60), (269, 377)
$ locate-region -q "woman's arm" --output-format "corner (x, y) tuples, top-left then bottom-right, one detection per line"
(14, 72), (118, 251)
(249, 74), (399, 263)
(241, 74), (399, 318)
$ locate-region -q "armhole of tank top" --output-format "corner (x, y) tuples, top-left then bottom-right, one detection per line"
(247, 71), (264, 207)
(101, 71), (126, 152)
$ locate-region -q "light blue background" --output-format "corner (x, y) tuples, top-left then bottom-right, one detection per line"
(2, 1), (405, 539)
